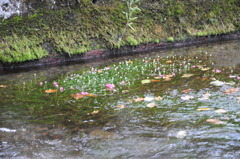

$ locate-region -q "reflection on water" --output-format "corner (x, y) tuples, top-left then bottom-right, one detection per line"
(0, 40), (240, 159)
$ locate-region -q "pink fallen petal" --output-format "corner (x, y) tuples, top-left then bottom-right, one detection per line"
(53, 81), (59, 87)
(60, 87), (64, 92)
(215, 69), (221, 73)
(120, 80), (125, 85)
(39, 82), (43, 86)
(81, 91), (89, 95)
(229, 75), (236, 78)
(104, 67), (111, 70)
(106, 83), (116, 90)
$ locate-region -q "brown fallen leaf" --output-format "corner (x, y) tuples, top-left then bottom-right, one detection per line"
(126, 61), (133, 63)
(72, 93), (97, 99)
(224, 88), (239, 94)
(165, 74), (174, 78)
(197, 108), (211, 111)
(85, 94), (97, 97)
(151, 80), (161, 82)
(166, 60), (173, 64)
(195, 76), (201, 79)
(183, 89), (191, 94)
(206, 119), (225, 125)
(134, 98), (145, 102)
(182, 74), (194, 78)
(45, 89), (57, 93)
(0, 85), (7, 88)
(72, 93), (84, 99)
(202, 77), (208, 80)
(155, 96), (163, 101)
(201, 67), (211, 71)
(164, 78), (172, 81)
(117, 105), (125, 109)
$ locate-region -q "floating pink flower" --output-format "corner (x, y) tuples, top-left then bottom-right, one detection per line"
(106, 83), (116, 91)
(81, 91), (89, 95)
(237, 77), (240, 80)
(172, 73), (176, 76)
(60, 87), (64, 92)
(91, 67), (95, 72)
(53, 81), (59, 87)
(145, 60), (148, 63)
(104, 67), (111, 70)
(39, 82), (43, 86)
(229, 75), (236, 78)
(191, 65), (196, 68)
(159, 75), (165, 78)
(120, 80), (125, 85)
(215, 69), (221, 73)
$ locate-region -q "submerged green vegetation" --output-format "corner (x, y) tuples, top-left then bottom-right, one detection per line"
(0, 0), (239, 63)
(1, 52), (240, 128)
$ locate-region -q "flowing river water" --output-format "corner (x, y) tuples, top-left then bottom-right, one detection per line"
(0, 40), (240, 159)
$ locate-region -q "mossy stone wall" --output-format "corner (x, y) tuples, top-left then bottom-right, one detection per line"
(0, 0), (239, 63)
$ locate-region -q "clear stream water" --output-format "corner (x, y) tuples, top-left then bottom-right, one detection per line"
(0, 40), (240, 159)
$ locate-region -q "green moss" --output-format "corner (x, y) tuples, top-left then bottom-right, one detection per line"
(126, 36), (138, 46)
(154, 39), (159, 44)
(53, 31), (91, 56)
(167, 37), (174, 42)
(0, 0), (239, 63)
(196, 31), (208, 37)
(0, 34), (48, 63)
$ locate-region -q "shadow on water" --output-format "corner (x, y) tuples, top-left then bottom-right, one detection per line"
(0, 40), (240, 158)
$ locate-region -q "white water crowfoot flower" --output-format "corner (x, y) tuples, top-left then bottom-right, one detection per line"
(181, 95), (194, 100)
